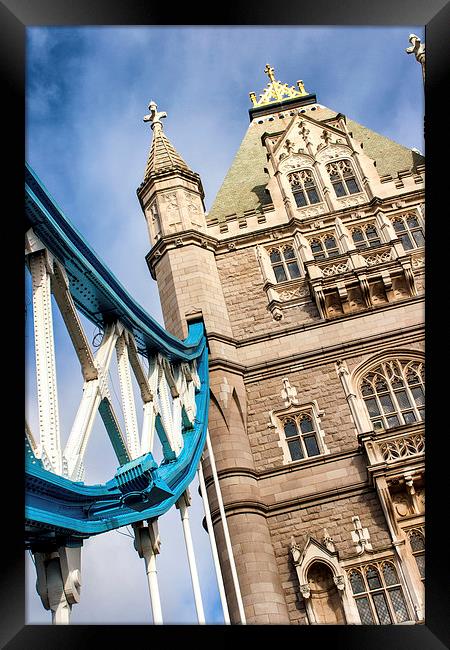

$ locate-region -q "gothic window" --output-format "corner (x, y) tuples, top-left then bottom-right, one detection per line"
(408, 529), (425, 582)
(359, 359), (425, 431)
(269, 244), (302, 283)
(326, 160), (361, 198)
(282, 413), (321, 461)
(351, 223), (382, 249)
(288, 169), (321, 208)
(392, 214), (425, 251)
(309, 234), (340, 260)
(348, 562), (410, 625)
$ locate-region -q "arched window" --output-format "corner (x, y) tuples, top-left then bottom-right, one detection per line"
(392, 214), (425, 250)
(408, 529), (425, 582)
(348, 562), (410, 624)
(351, 223), (382, 249)
(269, 245), (301, 282)
(288, 169), (321, 207)
(360, 359), (425, 431)
(309, 234), (340, 260)
(326, 160), (361, 197)
(282, 414), (321, 461)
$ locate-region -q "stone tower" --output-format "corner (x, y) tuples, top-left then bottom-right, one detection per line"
(137, 66), (425, 625)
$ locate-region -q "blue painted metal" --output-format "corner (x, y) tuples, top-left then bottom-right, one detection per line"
(25, 164), (210, 549)
(25, 163), (204, 362)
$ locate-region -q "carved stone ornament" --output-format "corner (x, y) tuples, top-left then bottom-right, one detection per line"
(272, 307), (283, 321)
(336, 195), (365, 208)
(296, 204), (326, 219)
(279, 153), (313, 172)
(333, 575), (345, 591)
(316, 144), (352, 163)
(300, 584), (311, 599)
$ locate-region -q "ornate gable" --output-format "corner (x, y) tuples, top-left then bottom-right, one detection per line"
(269, 113), (352, 173)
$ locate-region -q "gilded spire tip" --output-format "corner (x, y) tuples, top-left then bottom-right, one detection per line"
(249, 65), (309, 108)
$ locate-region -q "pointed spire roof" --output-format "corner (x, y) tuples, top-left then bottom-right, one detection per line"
(142, 100), (190, 181)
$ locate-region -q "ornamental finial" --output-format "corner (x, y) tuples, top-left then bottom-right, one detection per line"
(264, 63), (276, 83)
(406, 34), (425, 85)
(143, 100), (167, 130)
(249, 65), (309, 107)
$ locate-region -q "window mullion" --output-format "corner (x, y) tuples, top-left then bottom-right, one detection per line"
(380, 567), (398, 623)
(390, 389), (406, 425)
(374, 393), (388, 429)
(405, 382), (421, 421)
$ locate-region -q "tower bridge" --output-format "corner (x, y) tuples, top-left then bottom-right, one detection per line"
(26, 54), (425, 626)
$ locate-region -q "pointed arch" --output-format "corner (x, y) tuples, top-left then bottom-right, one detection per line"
(351, 350), (425, 432)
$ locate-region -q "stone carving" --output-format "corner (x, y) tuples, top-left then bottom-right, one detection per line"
(412, 256), (425, 269)
(272, 307), (283, 321)
(164, 192), (182, 230)
(392, 493), (411, 518)
(183, 191), (203, 229)
(323, 529), (336, 553)
(378, 432), (424, 461)
(363, 250), (393, 266)
(336, 194), (365, 208)
(322, 261), (349, 277)
(351, 516), (372, 554)
(281, 378), (299, 406)
(415, 488), (425, 511)
(333, 575), (345, 591)
(296, 204), (326, 219)
(300, 584), (311, 599)
(279, 153), (313, 172)
(326, 295), (343, 315)
(278, 285), (310, 302)
(143, 100), (167, 129)
(316, 144), (352, 163)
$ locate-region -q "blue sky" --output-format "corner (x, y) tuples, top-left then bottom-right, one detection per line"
(25, 25), (425, 625)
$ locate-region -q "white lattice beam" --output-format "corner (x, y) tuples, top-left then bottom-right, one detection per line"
(63, 323), (122, 478)
(29, 249), (62, 474)
(116, 332), (140, 459)
(140, 355), (159, 454)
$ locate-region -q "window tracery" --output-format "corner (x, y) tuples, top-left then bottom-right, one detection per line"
(359, 359), (425, 431)
(282, 413), (321, 461)
(268, 244), (302, 283)
(326, 160), (361, 198)
(308, 234), (340, 260)
(351, 223), (382, 249)
(348, 561), (410, 624)
(391, 214), (425, 250)
(407, 529), (425, 582)
(288, 169), (321, 208)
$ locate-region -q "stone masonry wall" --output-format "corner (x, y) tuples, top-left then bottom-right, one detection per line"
(216, 246), (319, 339)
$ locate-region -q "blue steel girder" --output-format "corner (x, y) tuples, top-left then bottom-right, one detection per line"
(25, 163), (210, 550)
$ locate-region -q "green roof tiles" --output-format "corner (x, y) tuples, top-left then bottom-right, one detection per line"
(207, 106), (424, 223)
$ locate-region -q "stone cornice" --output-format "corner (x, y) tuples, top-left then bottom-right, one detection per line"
(145, 230), (219, 279)
(206, 318), (423, 381)
(208, 189), (425, 253)
(208, 446), (362, 483)
(207, 480), (372, 523)
(137, 165), (204, 205)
